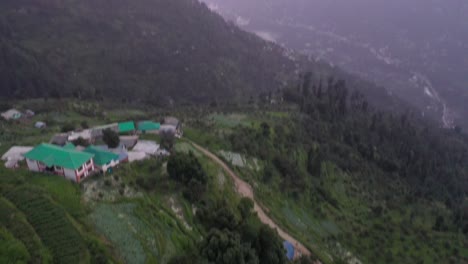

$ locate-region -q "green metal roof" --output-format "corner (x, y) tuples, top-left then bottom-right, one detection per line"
(63, 143), (76, 150)
(118, 121), (135, 133)
(83, 146), (119, 166)
(24, 143), (94, 170)
(137, 121), (160, 132)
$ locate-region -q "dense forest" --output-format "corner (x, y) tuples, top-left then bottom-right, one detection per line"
(188, 73), (468, 263)
(230, 74), (468, 231)
(0, 0), (294, 102)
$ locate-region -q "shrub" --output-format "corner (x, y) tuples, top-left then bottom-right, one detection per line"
(103, 129), (120, 148)
(61, 123), (75, 133)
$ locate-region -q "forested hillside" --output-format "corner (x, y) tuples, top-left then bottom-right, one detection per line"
(0, 0), (402, 110)
(185, 75), (468, 263)
(0, 0), (293, 102)
(203, 0), (468, 129)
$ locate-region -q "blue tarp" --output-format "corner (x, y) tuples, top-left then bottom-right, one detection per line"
(283, 241), (295, 260)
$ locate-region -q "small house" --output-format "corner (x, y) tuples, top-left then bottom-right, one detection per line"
(68, 129), (93, 143)
(95, 144), (129, 163)
(1, 146), (33, 169)
(63, 142), (76, 150)
(163, 117), (182, 137)
(91, 123), (119, 139)
(118, 121), (136, 134)
(127, 151), (147, 162)
(35, 121), (46, 129)
(50, 133), (69, 146)
(132, 140), (160, 156)
(24, 144), (95, 183)
(137, 121), (160, 134)
(1, 109), (22, 121)
(159, 124), (177, 135)
(25, 110), (35, 117)
(83, 146), (120, 173)
(120, 135), (138, 149)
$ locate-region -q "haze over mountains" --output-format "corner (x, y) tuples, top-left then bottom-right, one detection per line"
(202, 0), (468, 128)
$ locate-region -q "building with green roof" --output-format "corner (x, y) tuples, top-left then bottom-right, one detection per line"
(24, 143), (95, 183)
(137, 121), (161, 133)
(118, 121), (136, 134)
(63, 143), (76, 150)
(83, 146), (120, 172)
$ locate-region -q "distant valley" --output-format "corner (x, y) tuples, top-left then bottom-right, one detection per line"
(202, 0), (468, 129)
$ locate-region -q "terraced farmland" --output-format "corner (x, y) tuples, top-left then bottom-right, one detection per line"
(4, 187), (88, 263)
(0, 197), (52, 263)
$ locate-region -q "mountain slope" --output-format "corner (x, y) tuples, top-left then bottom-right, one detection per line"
(0, 0), (406, 112)
(0, 0), (299, 103)
(202, 0), (468, 128)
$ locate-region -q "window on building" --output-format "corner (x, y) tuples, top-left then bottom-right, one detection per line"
(78, 165), (83, 172)
(55, 166), (63, 171)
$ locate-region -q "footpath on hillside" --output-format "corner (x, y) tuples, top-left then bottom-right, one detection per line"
(190, 141), (313, 260)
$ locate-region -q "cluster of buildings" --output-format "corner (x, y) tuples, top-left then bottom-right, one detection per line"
(1, 108), (47, 128)
(1, 117), (182, 183)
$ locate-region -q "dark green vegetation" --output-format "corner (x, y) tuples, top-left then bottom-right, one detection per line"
(173, 197), (287, 264)
(0, 0), (296, 103)
(0, 0), (404, 114)
(168, 152), (207, 202)
(166, 152), (288, 264)
(184, 76), (468, 263)
(102, 128), (120, 148)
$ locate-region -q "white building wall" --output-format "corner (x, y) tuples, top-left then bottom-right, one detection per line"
(26, 159), (39, 172)
(64, 168), (77, 182)
(101, 160), (119, 172)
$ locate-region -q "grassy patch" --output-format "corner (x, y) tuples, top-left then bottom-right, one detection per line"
(206, 113), (248, 128)
(174, 141), (201, 156)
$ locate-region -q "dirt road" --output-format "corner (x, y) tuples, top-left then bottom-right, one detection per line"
(190, 142), (312, 259)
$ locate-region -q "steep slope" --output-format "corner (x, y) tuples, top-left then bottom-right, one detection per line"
(0, 0), (406, 112)
(0, 0), (288, 101)
(0, 0), (298, 103)
(202, 0), (468, 129)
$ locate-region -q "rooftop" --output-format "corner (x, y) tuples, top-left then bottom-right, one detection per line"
(2, 146), (33, 161)
(24, 143), (94, 170)
(118, 121), (136, 133)
(1, 109), (22, 120)
(133, 140), (160, 155)
(137, 121), (160, 132)
(63, 143), (76, 150)
(83, 146), (119, 166)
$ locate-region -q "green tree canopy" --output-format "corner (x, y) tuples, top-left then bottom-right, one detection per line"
(102, 129), (120, 148)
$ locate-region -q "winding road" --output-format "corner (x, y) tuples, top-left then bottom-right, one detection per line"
(190, 141), (312, 260)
